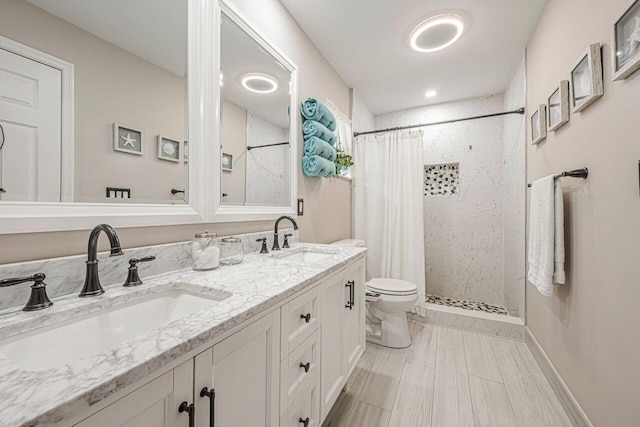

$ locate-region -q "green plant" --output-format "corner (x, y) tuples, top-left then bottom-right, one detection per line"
(334, 147), (353, 175)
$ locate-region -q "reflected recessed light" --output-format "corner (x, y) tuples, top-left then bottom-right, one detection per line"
(410, 14), (464, 53)
(425, 90), (437, 98)
(241, 73), (279, 94)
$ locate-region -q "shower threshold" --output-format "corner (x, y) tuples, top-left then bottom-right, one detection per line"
(426, 294), (509, 316)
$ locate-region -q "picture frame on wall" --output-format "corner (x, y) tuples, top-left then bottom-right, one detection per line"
(531, 104), (547, 145)
(183, 141), (189, 163)
(113, 123), (143, 155)
(612, 0), (640, 80)
(157, 136), (180, 162)
(548, 80), (570, 132)
(222, 152), (233, 172)
(571, 43), (604, 113)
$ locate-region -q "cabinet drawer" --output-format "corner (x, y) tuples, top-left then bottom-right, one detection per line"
(280, 380), (320, 427)
(281, 287), (321, 357)
(280, 329), (320, 415)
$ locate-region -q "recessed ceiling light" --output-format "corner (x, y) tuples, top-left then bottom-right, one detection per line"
(410, 14), (465, 53)
(425, 90), (437, 98)
(241, 73), (279, 94)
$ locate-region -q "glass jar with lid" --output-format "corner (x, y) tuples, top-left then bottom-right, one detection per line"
(191, 230), (220, 270)
(219, 237), (244, 265)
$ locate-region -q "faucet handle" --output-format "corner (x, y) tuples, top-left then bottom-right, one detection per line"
(256, 238), (269, 254)
(128, 256), (156, 267)
(283, 233), (293, 249)
(124, 256), (156, 287)
(0, 273), (53, 311)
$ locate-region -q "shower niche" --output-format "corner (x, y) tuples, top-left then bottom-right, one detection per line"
(424, 163), (459, 196)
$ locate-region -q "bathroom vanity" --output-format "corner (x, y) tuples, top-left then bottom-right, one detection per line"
(0, 244), (365, 426)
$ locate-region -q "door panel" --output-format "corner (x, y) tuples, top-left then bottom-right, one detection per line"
(344, 258), (366, 375)
(0, 48), (62, 201)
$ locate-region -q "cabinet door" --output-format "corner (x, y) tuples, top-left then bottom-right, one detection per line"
(344, 258), (366, 376)
(197, 311), (280, 427)
(320, 270), (346, 419)
(75, 359), (194, 427)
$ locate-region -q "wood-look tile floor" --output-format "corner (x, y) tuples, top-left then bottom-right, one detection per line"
(322, 321), (573, 427)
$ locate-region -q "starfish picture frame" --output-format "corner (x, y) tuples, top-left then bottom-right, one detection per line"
(613, 0), (640, 81)
(113, 123), (144, 155)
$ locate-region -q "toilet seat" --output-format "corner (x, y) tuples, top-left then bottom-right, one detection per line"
(366, 278), (418, 296)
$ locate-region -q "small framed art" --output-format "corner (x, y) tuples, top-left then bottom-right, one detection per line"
(113, 123), (143, 155)
(157, 136), (180, 162)
(571, 43), (604, 113)
(222, 153), (233, 172)
(531, 104), (547, 145)
(548, 80), (569, 132)
(612, 0), (640, 80)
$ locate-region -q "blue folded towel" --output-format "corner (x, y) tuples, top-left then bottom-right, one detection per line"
(300, 98), (336, 131)
(302, 120), (336, 145)
(304, 136), (337, 161)
(302, 155), (336, 178)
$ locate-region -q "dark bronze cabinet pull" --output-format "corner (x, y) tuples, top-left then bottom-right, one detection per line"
(345, 281), (354, 309)
(299, 362), (310, 373)
(300, 313), (311, 323)
(299, 417), (310, 427)
(178, 401), (195, 427)
(200, 387), (216, 427)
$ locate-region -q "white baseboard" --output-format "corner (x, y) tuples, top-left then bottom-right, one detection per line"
(525, 327), (593, 427)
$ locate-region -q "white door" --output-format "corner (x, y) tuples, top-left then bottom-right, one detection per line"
(0, 47), (62, 201)
(344, 258), (366, 376)
(195, 311), (280, 427)
(320, 270), (346, 419)
(74, 359), (194, 427)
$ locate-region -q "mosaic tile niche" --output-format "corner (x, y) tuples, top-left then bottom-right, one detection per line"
(424, 163), (459, 196)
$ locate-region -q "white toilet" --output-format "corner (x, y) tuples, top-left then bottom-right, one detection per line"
(332, 239), (418, 349)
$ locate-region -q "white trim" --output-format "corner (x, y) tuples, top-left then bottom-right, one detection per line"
(212, 0), (299, 223)
(0, 35), (75, 202)
(0, 0), (213, 233)
(525, 328), (594, 427)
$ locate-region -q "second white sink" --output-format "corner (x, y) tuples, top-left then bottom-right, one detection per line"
(0, 289), (229, 372)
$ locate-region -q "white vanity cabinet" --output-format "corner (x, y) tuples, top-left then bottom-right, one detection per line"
(194, 311), (280, 427)
(320, 258), (366, 419)
(66, 255), (365, 427)
(74, 359), (194, 427)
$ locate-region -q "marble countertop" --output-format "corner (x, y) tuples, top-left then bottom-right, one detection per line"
(0, 243), (366, 427)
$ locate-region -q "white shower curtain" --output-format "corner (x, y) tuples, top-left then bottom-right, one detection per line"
(354, 130), (426, 304)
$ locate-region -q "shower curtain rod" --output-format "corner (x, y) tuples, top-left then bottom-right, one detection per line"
(246, 142), (290, 151)
(353, 107), (525, 137)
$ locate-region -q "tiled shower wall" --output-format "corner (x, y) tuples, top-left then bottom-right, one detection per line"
(375, 95), (507, 308)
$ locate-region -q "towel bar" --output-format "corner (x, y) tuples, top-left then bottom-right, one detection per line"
(527, 168), (588, 187)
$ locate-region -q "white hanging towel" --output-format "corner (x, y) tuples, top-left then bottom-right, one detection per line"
(527, 175), (565, 296)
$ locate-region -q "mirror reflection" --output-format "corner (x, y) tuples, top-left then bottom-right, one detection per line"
(0, 0), (188, 204)
(220, 13), (291, 207)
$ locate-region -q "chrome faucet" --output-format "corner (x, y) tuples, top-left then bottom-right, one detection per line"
(272, 216), (298, 251)
(79, 224), (123, 297)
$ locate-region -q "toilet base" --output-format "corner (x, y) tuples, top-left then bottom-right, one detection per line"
(366, 311), (412, 349)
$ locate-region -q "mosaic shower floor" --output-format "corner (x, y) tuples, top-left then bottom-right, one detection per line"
(426, 294), (509, 316)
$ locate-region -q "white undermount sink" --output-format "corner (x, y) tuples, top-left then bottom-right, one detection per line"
(0, 290), (228, 372)
(274, 248), (337, 263)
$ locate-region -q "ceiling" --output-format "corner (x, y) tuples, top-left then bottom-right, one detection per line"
(280, 0), (546, 114)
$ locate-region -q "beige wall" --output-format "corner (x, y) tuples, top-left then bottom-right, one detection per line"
(526, 0), (640, 425)
(221, 100), (247, 205)
(0, 0), (352, 263)
(0, 0), (188, 204)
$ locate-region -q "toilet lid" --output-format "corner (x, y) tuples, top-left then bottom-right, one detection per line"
(367, 278), (418, 296)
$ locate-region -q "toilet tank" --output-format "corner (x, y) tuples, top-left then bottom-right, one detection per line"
(331, 239), (366, 247)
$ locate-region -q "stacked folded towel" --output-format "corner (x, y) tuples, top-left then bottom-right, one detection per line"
(304, 136), (337, 161)
(303, 120), (336, 146)
(301, 98), (337, 131)
(302, 155), (336, 178)
(301, 98), (337, 178)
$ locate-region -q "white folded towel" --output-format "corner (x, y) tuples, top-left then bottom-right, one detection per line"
(527, 175), (566, 296)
